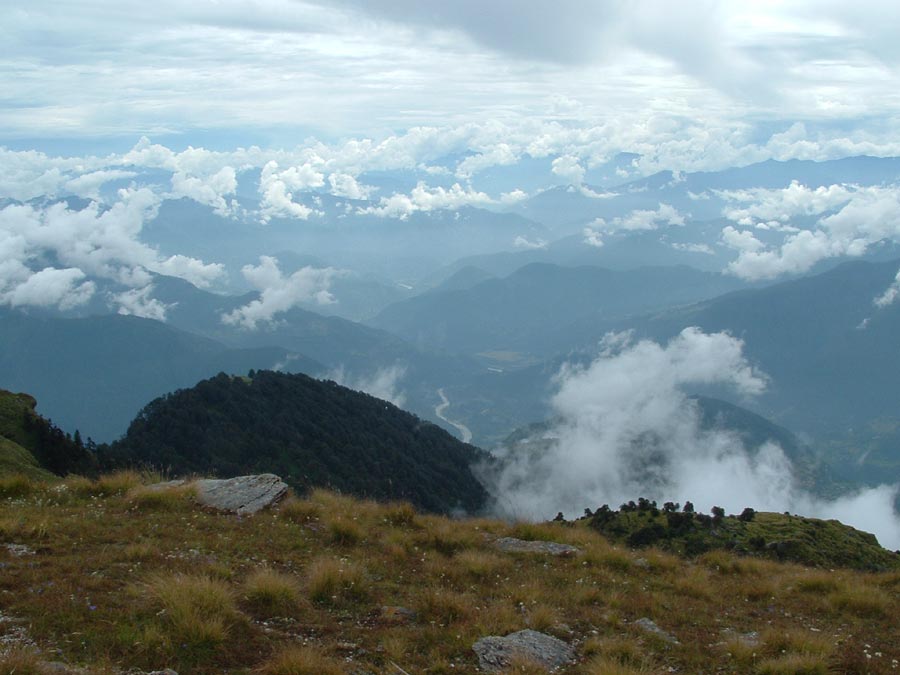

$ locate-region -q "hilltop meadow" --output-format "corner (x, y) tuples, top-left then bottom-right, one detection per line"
(1, 471), (898, 675)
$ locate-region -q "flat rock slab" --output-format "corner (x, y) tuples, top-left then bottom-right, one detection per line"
(473, 629), (576, 672)
(494, 537), (580, 556)
(194, 474), (288, 515)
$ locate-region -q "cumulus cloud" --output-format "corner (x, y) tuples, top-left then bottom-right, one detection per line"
(1, 267), (95, 310)
(485, 328), (900, 549)
(721, 184), (900, 280)
(328, 172), (374, 200)
(361, 181), (493, 219)
(221, 255), (341, 329)
(551, 155), (585, 185)
(590, 203), (686, 235)
(258, 161), (325, 222)
(112, 285), (171, 321)
(170, 166), (237, 216)
(0, 187), (224, 312)
(328, 364), (407, 408)
(582, 226), (604, 248)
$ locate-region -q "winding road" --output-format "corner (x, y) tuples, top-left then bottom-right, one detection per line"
(435, 388), (473, 444)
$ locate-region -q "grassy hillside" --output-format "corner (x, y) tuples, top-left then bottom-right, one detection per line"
(0, 473), (897, 675)
(585, 501), (899, 572)
(0, 389), (93, 477)
(104, 370), (488, 514)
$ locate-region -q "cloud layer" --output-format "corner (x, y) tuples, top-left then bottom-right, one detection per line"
(487, 329), (900, 549)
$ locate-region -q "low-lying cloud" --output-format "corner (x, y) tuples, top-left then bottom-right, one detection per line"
(720, 182), (900, 282)
(327, 364), (408, 408)
(486, 328), (900, 550)
(221, 255), (341, 329)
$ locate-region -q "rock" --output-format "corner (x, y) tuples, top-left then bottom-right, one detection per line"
(379, 605), (418, 624)
(473, 629), (576, 672)
(634, 617), (679, 644)
(494, 537), (580, 556)
(4, 543), (35, 556)
(194, 474), (288, 515)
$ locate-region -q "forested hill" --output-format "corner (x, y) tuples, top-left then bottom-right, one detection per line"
(103, 370), (489, 514)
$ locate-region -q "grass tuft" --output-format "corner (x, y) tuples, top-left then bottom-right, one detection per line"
(306, 556), (367, 605)
(254, 644), (345, 675)
(755, 653), (829, 675)
(242, 567), (301, 617)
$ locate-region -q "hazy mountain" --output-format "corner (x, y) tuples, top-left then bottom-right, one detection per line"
(605, 258), (900, 484)
(371, 263), (748, 361)
(0, 309), (321, 442)
(105, 370), (488, 514)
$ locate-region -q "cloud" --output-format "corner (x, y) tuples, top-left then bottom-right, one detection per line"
(874, 266), (900, 308)
(327, 172), (374, 200)
(513, 236), (547, 250)
(1, 266), (95, 310)
(112, 285), (170, 321)
(0, 187), (224, 312)
(582, 226), (604, 248)
(721, 184), (900, 280)
(361, 181), (493, 219)
(551, 155), (585, 185)
(590, 203), (686, 234)
(328, 364), (407, 408)
(170, 166), (237, 216)
(670, 241), (715, 255)
(258, 161), (325, 222)
(221, 255), (341, 329)
(484, 328), (900, 549)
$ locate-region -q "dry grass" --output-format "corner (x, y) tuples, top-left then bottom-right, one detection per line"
(254, 644), (344, 675)
(305, 556), (367, 605)
(0, 479), (898, 675)
(242, 567), (301, 617)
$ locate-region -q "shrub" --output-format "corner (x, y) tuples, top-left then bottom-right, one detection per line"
(0, 473), (37, 499)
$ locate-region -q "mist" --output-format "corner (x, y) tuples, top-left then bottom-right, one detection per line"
(487, 328), (900, 550)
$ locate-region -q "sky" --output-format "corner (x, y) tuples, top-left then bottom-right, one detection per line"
(3, 0), (900, 164)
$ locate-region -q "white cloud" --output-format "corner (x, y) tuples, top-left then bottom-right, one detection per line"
(0, 187), (224, 312)
(112, 285), (171, 321)
(484, 328), (900, 549)
(328, 364), (407, 408)
(327, 172), (374, 200)
(1, 266), (95, 310)
(874, 266), (900, 308)
(582, 226), (604, 248)
(65, 169), (138, 199)
(361, 181), (493, 219)
(670, 241), (715, 255)
(551, 155), (585, 185)
(170, 166), (237, 216)
(721, 184), (900, 280)
(221, 255), (341, 329)
(258, 161), (325, 222)
(513, 236), (547, 250)
(499, 189), (529, 204)
(590, 202), (686, 235)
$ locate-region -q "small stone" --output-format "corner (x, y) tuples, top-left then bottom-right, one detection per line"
(494, 537), (580, 557)
(5, 543), (35, 556)
(473, 629), (576, 672)
(380, 605), (418, 624)
(634, 617), (679, 644)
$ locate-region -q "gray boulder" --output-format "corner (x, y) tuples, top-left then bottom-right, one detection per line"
(473, 629), (575, 672)
(634, 617), (679, 644)
(194, 474), (288, 515)
(494, 537), (580, 556)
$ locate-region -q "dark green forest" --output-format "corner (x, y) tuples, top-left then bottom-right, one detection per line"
(103, 370), (489, 514)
